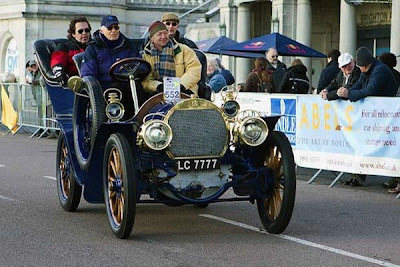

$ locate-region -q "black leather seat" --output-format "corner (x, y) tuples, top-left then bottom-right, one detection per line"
(33, 39), (68, 86)
(193, 49), (212, 100)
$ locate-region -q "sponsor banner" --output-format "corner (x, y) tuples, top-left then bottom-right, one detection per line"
(295, 96), (400, 177)
(271, 95), (297, 145)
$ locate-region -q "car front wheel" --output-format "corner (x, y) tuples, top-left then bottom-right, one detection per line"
(103, 133), (136, 239)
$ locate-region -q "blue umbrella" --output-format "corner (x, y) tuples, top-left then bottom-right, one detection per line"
(221, 33), (326, 58)
(196, 36), (265, 58)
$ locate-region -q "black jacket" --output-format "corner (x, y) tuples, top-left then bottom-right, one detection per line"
(279, 64), (309, 94)
(317, 60), (340, 93)
(326, 67), (361, 100)
(267, 60), (287, 93)
(348, 59), (398, 102)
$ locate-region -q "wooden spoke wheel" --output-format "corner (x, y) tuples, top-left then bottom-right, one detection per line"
(257, 131), (296, 234)
(56, 134), (82, 212)
(103, 133), (136, 239)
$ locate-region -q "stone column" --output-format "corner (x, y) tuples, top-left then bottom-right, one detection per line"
(219, 0), (237, 75)
(339, 0), (356, 56)
(296, 0), (312, 89)
(391, 0), (400, 71)
(235, 3), (251, 84)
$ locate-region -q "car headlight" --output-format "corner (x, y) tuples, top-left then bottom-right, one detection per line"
(142, 120), (172, 150)
(222, 100), (240, 118)
(235, 117), (268, 146)
(105, 102), (124, 121)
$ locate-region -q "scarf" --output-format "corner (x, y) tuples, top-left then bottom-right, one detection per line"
(150, 40), (175, 80)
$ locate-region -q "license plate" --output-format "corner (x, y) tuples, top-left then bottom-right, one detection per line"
(177, 158), (220, 171)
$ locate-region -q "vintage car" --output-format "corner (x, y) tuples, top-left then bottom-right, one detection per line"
(33, 39), (296, 239)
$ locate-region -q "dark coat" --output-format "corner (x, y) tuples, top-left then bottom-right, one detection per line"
(220, 68), (235, 86)
(348, 59), (398, 102)
(244, 71), (272, 93)
(50, 37), (88, 77)
(326, 66), (361, 100)
(267, 60), (287, 93)
(317, 60), (340, 93)
(279, 64), (309, 94)
(81, 30), (140, 89)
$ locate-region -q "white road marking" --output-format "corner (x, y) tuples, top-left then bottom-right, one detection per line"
(200, 214), (400, 267)
(0, 195), (15, 201)
(43, 176), (56, 180)
(0, 165), (5, 167)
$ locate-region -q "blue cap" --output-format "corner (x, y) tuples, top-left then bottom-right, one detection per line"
(101, 15), (119, 27)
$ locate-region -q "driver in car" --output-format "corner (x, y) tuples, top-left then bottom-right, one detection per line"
(141, 21), (201, 96)
(81, 15), (146, 114)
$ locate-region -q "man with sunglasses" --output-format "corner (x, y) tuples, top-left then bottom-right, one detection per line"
(81, 15), (143, 116)
(51, 16), (91, 86)
(320, 53), (360, 101)
(265, 47), (287, 92)
(161, 12), (197, 49)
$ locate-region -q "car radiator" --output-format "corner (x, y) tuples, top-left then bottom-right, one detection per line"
(167, 109), (228, 158)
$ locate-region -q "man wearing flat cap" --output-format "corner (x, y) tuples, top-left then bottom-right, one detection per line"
(320, 52), (360, 101)
(141, 21), (201, 95)
(161, 12), (198, 49)
(337, 46), (398, 101)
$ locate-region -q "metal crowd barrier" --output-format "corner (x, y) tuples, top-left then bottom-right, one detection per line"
(1, 82), (59, 139)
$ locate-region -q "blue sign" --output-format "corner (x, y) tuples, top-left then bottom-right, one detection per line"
(271, 98), (297, 146)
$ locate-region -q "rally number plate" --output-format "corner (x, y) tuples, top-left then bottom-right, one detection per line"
(177, 158), (220, 171)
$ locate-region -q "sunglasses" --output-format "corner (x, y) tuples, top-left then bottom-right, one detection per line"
(271, 55), (278, 58)
(107, 25), (120, 31)
(165, 22), (178, 26)
(77, 28), (90, 34)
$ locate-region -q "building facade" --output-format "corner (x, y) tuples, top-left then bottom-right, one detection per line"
(0, 0), (212, 82)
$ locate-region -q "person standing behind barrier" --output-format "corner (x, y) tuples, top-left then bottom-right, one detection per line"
(337, 47), (398, 101)
(206, 58), (227, 93)
(244, 57), (273, 93)
(317, 49), (341, 94)
(336, 48), (398, 187)
(51, 16), (91, 86)
(25, 60), (42, 113)
(320, 53), (360, 101)
(379, 52), (400, 87)
(279, 59), (310, 94)
(215, 58), (235, 86)
(265, 47), (286, 93)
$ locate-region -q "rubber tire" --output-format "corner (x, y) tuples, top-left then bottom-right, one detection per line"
(56, 134), (82, 212)
(103, 133), (136, 239)
(257, 131), (296, 234)
(73, 85), (105, 170)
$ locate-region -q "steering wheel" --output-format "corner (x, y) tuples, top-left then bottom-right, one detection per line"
(109, 57), (151, 82)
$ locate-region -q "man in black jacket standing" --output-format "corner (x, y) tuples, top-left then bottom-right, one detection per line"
(320, 53), (360, 101)
(265, 47), (287, 92)
(317, 49), (341, 93)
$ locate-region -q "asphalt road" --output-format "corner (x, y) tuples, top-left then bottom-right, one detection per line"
(0, 132), (399, 267)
